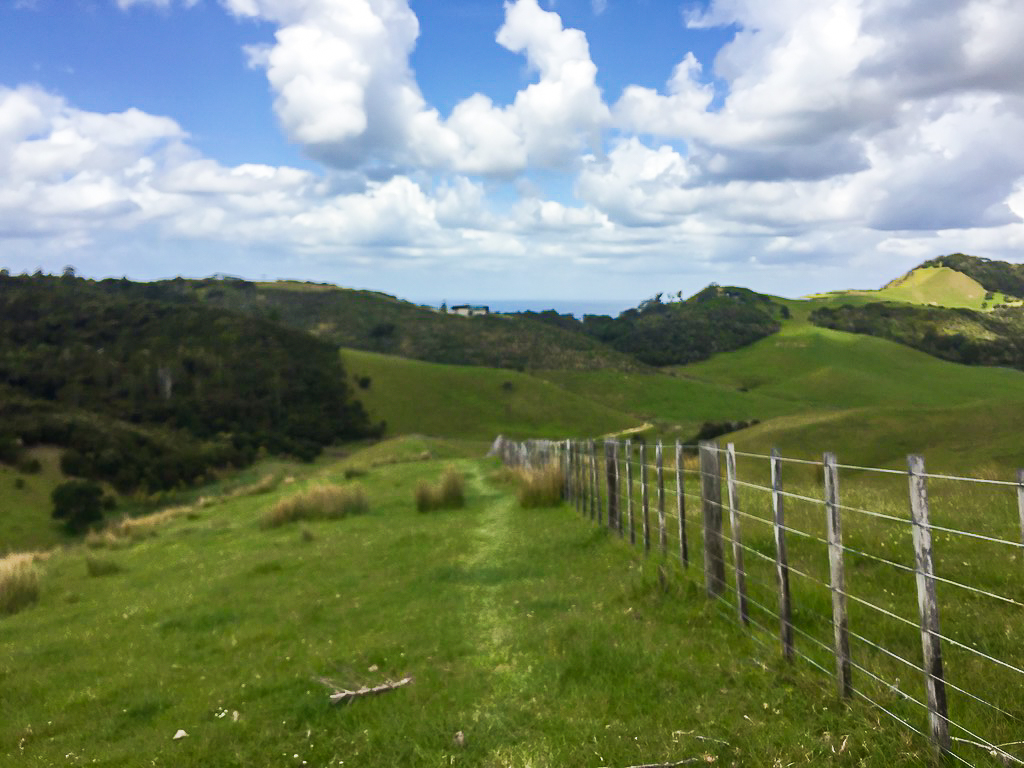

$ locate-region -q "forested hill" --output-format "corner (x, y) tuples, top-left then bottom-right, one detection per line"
(0, 273), (377, 492)
(148, 277), (644, 372)
(520, 285), (787, 366)
(920, 253), (1024, 299)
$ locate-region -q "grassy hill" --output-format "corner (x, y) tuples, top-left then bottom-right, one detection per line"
(808, 266), (996, 309)
(340, 349), (637, 440)
(1, 445), (940, 766)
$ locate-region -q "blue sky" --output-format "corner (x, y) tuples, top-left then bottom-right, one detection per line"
(2, 0), (1024, 312)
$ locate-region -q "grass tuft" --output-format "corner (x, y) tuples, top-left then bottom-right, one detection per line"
(515, 465), (566, 508)
(415, 466), (466, 512)
(0, 554), (41, 616)
(261, 484), (369, 528)
(85, 555), (123, 578)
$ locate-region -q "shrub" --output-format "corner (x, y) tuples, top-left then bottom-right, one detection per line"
(343, 467), (368, 479)
(0, 555), (40, 616)
(261, 484), (368, 528)
(85, 556), (123, 577)
(515, 466), (565, 508)
(16, 456), (41, 474)
(14, 477), (25, 490)
(416, 466), (466, 512)
(52, 479), (105, 533)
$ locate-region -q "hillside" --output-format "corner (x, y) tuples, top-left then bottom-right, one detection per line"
(921, 252), (1024, 300)
(0, 274), (377, 494)
(160, 278), (644, 372)
(340, 349), (637, 439)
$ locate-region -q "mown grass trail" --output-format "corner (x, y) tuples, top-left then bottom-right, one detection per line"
(2, 449), (935, 766)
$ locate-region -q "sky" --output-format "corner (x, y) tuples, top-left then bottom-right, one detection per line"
(2, 0), (1024, 313)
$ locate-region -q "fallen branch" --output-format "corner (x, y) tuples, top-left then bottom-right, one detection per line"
(623, 760), (699, 768)
(315, 675), (414, 705)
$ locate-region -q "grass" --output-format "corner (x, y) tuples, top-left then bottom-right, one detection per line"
(0, 450), (948, 766)
(0, 446), (73, 553)
(340, 348), (638, 439)
(415, 466), (466, 512)
(261, 484), (369, 528)
(0, 553), (42, 615)
(85, 555), (123, 577)
(498, 465), (566, 508)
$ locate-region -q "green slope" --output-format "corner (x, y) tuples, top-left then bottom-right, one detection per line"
(340, 349), (637, 440)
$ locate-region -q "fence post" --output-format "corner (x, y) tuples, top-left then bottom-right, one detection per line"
(614, 442), (623, 537)
(657, 441), (667, 556)
(589, 440), (597, 522)
(823, 452), (852, 699)
(698, 441), (726, 598)
(606, 442), (618, 532)
(725, 443), (748, 625)
(1017, 469), (1024, 546)
(771, 448), (794, 661)
(626, 439), (635, 545)
(676, 440), (688, 567)
(564, 440), (571, 502)
(595, 440), (604, 525)
(641, 442), (650, 554)
(576, 441), (584, 515)
(907, 455), (951, 754)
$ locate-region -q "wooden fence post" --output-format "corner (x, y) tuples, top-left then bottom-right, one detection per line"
(614, 442), (623, 537)
(577, 441), (584, 515)
(606, 442), (619, 532)
(641, 442), (650, 554)
(657, 441), (667, 556)
(771, 448), (794, 661)
(676, 440), (688, 567)
(1017, 469), (1024, 546)
(589, 440), (597, 522)
(626, 440), (635, 545)
(725, 443), (748, 625)
(564, 439), (571, 502)
(823, 452), (852, 698)
(595, 440), (604, 525)
(908, 455), (951, 753)
(698, 441), (726, 597)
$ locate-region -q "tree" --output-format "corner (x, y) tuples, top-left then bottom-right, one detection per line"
(51, 480), (104, 533)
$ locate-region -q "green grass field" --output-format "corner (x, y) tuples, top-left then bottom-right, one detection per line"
(805, 266), (1019, 310)
(341, 348), (638, 440)
(3, 444), (948, 766)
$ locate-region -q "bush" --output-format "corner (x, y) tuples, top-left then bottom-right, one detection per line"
(85, 555), (123, 577)
(52, 480), (105, 533)
(0, 555), (40, 616)
(416, 466), (466, 512)
(15, 456), (41, 474)
(261, 484), (368, 528)
(515, 466), (565, 508)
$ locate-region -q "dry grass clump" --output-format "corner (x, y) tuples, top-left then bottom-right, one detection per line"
(0, 553), (42, 616)
(415, 466), (466, 512)
(515, 465), (565, 508)
(85, 505), (192, 548)
(261, 484), (369, 529)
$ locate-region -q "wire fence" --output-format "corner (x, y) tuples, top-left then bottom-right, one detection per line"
(494, 436), (1024, 767)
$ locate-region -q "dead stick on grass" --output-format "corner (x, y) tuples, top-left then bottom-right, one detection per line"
(622, 760), (699, 768)
(314, 675), (414, 705)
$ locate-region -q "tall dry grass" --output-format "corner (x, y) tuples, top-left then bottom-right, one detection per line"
(415, 466), (466, 512)
(261, 484), (369, 528)
(514, 465), (565, 508)
(0, 553), (43, 616)
(85, 505), (192, 549)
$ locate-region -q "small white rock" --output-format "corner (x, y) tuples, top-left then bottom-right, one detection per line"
(367, 664), (378, 672)
(173, 729), (188, 740)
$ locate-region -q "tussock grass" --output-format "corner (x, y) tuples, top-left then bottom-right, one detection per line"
(86, 505), (192, 548)
(0, 553), (43, 616)
(514, 465), (565, 508)
(261, 484), (368, 528)
(415, 466), (465, 512)
(85, 555), (123, 577)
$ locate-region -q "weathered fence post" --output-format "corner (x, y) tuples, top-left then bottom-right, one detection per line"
(595, 440), (604, 525)
(771, 448), (794, 661)
(725, 443), (748, 625)
(1017, 469), (1024, 546)
(564, 439), (571, 502)
(823, 452), (852, 699)
(907, 455), (951, 754)
(614, 442), (623, 537)
(589, 440), (597, 522)
(576, 441), (584, 515)
(676, 440), (688, 567)
(641, 442), (651, 554)
(626, 439), (635, 545)
(657, 441), (667, 556)
(606, 442), (619, 532)
(698, 441), (726, 597)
